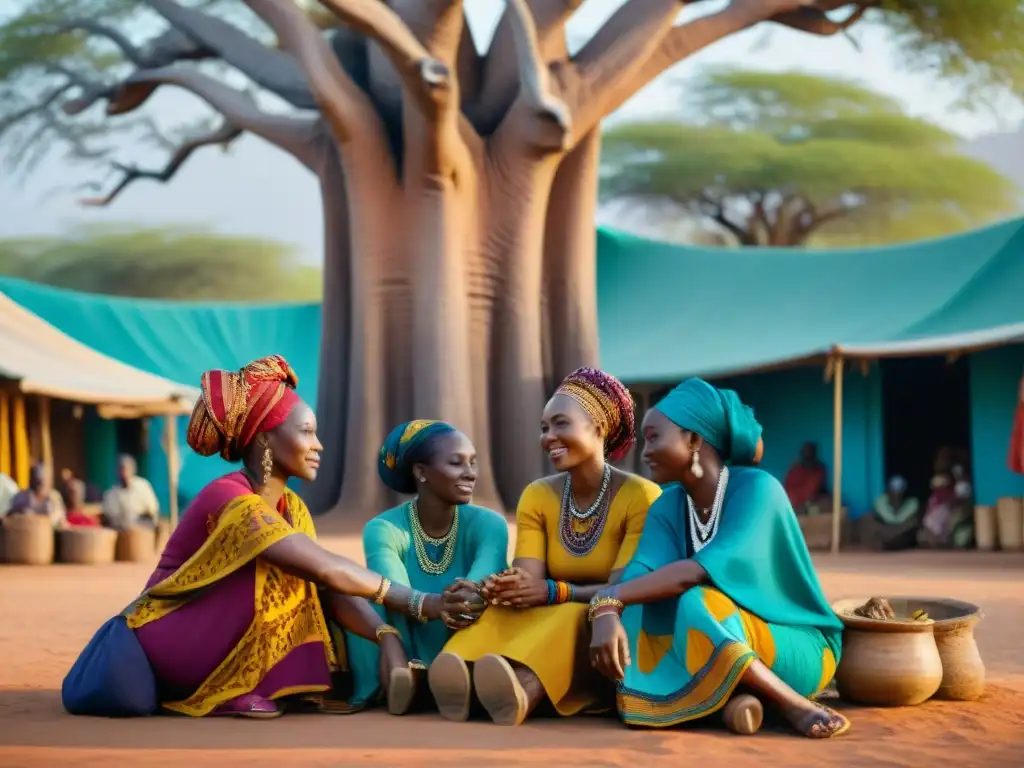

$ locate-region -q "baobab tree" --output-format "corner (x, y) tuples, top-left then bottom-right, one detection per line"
(1, 0), (1019, 519)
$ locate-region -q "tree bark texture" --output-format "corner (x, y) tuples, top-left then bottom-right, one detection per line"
(79, 0), (854, 521)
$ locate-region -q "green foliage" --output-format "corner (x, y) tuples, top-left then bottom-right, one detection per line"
(601, 69), (1021, 246)
(0, 225), (322, 301)
(877, 0), (1024, 101)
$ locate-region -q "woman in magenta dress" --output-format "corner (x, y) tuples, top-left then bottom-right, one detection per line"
(124, 355), (471, 718)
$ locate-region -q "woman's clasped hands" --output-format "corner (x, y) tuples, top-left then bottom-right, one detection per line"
(480, 567), (550, 608)
(440, 578), (487, 630)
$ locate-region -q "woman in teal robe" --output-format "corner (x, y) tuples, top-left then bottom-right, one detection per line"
(344, 420), (509, 714)
(587, 379), (849, 738)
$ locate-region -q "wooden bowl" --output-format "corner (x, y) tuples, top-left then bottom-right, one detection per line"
(1, 515), (55, 565)
(831, 597), (943, 706)
(57, 527), (118, 565)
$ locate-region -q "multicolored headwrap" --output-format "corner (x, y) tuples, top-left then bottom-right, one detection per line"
(655, 378), (763, 466)
(378, 419), (458, 495)
(186, 355), (302, 461)
(554, 367), (636, 462)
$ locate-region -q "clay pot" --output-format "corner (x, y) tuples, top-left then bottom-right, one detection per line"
(115, 526), (157, 562)
(903, 597), (986, 701)
(973, 505), (997, 551)
(57, 527), (118, 565)
(995, 497), (1023, 551)
(831, 597), (943, 706)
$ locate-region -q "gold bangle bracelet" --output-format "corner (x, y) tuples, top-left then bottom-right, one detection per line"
(372, 576), (391, 605)
(375, 624), (400, 641)
(587, 596), (624, 623)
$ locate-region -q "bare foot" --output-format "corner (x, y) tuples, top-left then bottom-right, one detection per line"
(784, 702), (851, 739)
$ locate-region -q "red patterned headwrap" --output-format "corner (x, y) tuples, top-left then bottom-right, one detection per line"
(186, 355), (301, 461)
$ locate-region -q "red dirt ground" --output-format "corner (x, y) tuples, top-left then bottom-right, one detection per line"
(1, 542), (1023, 767)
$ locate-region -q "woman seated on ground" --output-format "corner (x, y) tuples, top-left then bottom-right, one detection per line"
(118, 356), (427, 719)
(856, 475), (918, 551)
(588, 378), (849, 739)
(430, 367), (661, 725)
(343, 420), (509, 714)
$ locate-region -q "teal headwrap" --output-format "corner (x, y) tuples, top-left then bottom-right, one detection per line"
(378, 420), (457, 494)
(654, 378), (763, 465)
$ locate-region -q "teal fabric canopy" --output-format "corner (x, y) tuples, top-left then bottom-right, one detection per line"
(595, 217), (1024, 382)
(3, 215), (1023, 504)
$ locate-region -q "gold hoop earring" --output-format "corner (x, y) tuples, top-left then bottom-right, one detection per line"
(691, 450), (704, 479)
(262, 446), (274, 485)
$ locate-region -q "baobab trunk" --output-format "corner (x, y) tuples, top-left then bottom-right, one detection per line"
(486, 151), (561, 504)
(543, 129), (602, 384)
(306, 142), (352, 515)
(328, 146), (396, 519)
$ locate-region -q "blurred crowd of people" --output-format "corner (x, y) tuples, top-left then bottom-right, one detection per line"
(0, 454), (159, 531)
(782, 441), (975, 551)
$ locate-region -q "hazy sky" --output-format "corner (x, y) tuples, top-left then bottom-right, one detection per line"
(1, 0), (1020, 263)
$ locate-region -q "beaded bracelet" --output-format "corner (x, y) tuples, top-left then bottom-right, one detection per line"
(546, 579), (576, 605)
(587, 595), (624, 623)
(375, 624), (401, 641)
(372, 576), (391, 605)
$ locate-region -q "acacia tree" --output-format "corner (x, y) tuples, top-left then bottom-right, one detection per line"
(601, 69), (1021, 246)
(2, 0), (1021, 519)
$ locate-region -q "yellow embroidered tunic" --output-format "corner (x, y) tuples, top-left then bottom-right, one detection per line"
(443, 474), (661, 715)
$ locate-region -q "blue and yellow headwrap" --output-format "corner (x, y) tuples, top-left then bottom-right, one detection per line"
(378, 419), (457, 494)
(654, 378), (763, 465)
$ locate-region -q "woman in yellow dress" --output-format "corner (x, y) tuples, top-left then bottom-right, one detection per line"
(429, 367), (661, 725)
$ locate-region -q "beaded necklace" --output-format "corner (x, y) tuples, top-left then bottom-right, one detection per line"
(558, 465), (613, 557)
(409, 498), (458, 575)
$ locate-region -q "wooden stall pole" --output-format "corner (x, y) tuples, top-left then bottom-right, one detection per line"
(164, 416), (180, 530)
(39, 396), (53, 477)
(830, 354), (845, 555)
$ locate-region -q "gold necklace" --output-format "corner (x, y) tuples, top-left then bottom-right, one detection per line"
(409, 498), (458, 576)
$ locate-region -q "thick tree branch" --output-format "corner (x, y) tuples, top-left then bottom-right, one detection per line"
(40, 64), (116, 116)
(79, 120), (242, 207)
(142, 0), (316, 109)
(475, 1), (582, 134)
(105, 66), (320, 164)
(319, 0), (453, 121)
(574, 0), (865, 135)
(241, 0), (377, 142)
(500, 0), (572, 151)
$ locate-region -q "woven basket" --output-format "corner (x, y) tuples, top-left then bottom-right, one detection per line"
(57, 527), (118, 565)
(2, 515), (55, 565)
(995, 497), (1023, 551)
(973, 505), (997, 551)
(115, 526), (158, 562)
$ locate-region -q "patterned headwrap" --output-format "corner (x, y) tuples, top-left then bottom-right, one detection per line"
(655, 378), (763, 465)
(554, 367), (636, 462)
(378, 419), (457, 495)
(186, 355), (301, 461)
